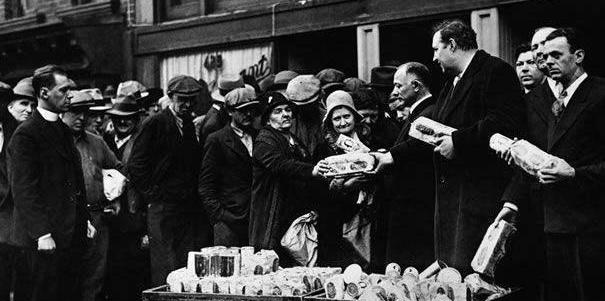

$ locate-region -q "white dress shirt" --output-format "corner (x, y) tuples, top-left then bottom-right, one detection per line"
(231, 124), (253, 157)
(557, 72), (588, 107)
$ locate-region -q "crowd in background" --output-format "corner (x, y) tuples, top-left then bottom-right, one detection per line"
(0, 19), (603, 301)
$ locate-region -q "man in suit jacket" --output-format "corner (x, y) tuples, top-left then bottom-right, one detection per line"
(385, 62), (436, 269)
(128, 75), (211, 286)
(374, 20), (525, 276)
(497, 28), (605, 301)
(8, 65), (94, 301)
(199, 87), (259, 246)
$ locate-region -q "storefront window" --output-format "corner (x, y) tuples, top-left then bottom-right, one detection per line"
(160, 0), (201, 21)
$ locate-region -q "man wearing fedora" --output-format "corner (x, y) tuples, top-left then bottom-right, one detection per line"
(286, 75), (325, 158)
(200, 74), (245, 148)
(199, 87), (259, 247)
(61, 91), (121, 301)
(103, 92), (150, 301)
(128, 75), (211, 286)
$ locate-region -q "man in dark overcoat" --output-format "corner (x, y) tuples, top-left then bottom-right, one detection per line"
(7, 65), (93, 301)
(374, 20), (525, 275)
(127, 75), (211, 286)
(199, 87), (259, 246)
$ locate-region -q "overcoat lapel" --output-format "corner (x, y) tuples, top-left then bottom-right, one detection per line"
(439, 51), (489, 122)
(547, 77), (593, 151)
(225, 127), (252, 161)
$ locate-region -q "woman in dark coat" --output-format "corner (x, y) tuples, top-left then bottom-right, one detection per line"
(248, 92), (327, 264)
(315, 91), (386, 272)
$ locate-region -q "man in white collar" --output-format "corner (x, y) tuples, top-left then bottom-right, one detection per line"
(499, 27), (605, 301)
(7, 64), (95, 301)
(384, 62), (437, 269)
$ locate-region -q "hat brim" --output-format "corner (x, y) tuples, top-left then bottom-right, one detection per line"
(106, 110), (140, 116)
(232, 100), (260, 110)
(291, 96), (320, 106)
(89, 105), (112, 112)
(211, 90), (225, 102)
(368, 83), (394, 89)
(322, 104), (363, 124)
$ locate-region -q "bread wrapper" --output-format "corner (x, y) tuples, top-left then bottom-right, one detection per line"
(471, 220), (517, 277)
(489, 134), (555, 176)
(325, 274), (346, 299)
(409, 117), (456, 146)
(166, 267), (197, 293)
(335, 134), (371, 153)
(324, 153), (375, 178)
(464, 273), (510, 300)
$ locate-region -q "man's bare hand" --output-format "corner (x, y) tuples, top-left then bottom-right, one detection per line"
(537, 157), (575, 184)
(434, 135), (455, 159)
(366, 152), (394, 174)
(38, 235), (56, 253)
(87, 220), (97, 239)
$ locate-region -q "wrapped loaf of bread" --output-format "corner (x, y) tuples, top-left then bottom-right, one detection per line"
(325, 275), (346, 299)
(464, 273), (510, 300)
(471, 220), (517, 277)
(409, 117), (456, 146)
(335, 134), (371, 153)
(324, 153), (376, 178)
(489, 133), (555, 176)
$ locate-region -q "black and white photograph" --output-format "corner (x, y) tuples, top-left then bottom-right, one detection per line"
(0, 0), (604, 301)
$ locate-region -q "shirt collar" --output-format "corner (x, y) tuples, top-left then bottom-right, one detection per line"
(547, 77), (558, 95)
(231, 123), (245, 138)
(37, 107), (59, 122)
(456, 52), (476, 81)
(558, 72), (588, 106)
(409, 94), (432, 114)
(168, 106), (183, 125)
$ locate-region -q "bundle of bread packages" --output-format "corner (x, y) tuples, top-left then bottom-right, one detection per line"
(166, 246), (342, 296)
(322, 260), (511, 301)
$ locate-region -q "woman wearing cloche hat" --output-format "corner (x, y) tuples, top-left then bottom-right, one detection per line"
(315, 90), (385, 271)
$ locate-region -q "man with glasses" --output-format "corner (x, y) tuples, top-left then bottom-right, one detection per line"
(128, 75), (211, 286)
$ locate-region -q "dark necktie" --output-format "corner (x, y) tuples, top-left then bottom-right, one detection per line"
(551, 89), (568, 122)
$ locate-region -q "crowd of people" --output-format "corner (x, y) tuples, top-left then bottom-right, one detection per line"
(0, 19), (602, 301)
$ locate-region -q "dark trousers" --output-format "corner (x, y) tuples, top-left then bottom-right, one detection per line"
(147, 202), (211, 286)
(106, 231), (150, 301)
(545, 232), (605, 301)
(80, 212), (109, 301)
(21, 245), (84, 301)
(0, 243), (28, 301)
(213, 221), (248, 247)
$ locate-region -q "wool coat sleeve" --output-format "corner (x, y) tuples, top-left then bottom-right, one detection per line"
(126, 118), (158, 199)
(253, 135), (314, 179)
(572, 95), (605, 189)
(7, 130), (49, 240)
(451, 62), (526, 161)
(199, 134), (225, 224)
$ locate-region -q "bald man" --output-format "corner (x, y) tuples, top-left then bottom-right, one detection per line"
(385, 62), (437, 268)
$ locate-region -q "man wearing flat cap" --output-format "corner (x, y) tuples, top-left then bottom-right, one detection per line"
(128, 75), (211, 286)
(286, 75), (325, 158)
(61, 91), (121, 301)
(199, 87), (259, 246)
(200, 74), (245, 148)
